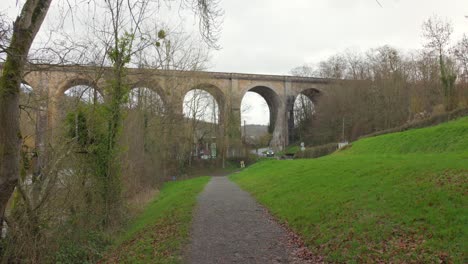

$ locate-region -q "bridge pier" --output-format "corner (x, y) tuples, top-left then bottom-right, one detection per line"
(223, 77), (244, 158)
(269, 78), (294, 152)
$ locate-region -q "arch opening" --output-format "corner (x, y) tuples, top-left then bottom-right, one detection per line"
(183, 86), (222, 160)
(58, 85), (104, 142)
(240, 92), (269, 145)
(293, 93), (315, 128)
(183, 88), (221, 124)
(240, 86), (279, 149)
(127, 87), (165, 114)
(244, 86), (279, 133)
(63, 85), (104, 105)
(291, 88), (320, 143)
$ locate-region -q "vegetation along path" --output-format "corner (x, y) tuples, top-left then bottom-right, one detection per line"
(186, 176), (310, 264)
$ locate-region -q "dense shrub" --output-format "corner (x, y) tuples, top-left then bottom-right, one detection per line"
(361, 108), (468, 139)
(294, 143), (338, 159)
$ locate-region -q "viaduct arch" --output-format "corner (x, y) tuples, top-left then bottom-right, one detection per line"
(13, 64), (342, 156)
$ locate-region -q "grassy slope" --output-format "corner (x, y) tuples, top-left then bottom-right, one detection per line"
(231, 117), (468, 263)
(103, 177), (210, 264)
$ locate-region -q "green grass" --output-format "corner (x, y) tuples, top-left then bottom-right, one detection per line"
(231, 117), (468, 263)
(104, 177), (210, 264)
(277, 144), (301, 155)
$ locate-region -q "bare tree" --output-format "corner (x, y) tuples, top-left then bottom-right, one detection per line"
(317, 54), (347, 79)
(290, 64), (316, 77)
(422, 15), (457, 110)
(141, 27), (210, 71)
(0, 13), (11, 54)
(343, 48), (369, 80)
(182, 89), (219, 165)
(453, 35), (468, 81)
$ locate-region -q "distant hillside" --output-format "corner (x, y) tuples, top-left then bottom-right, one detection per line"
(241, 124), (268, 138)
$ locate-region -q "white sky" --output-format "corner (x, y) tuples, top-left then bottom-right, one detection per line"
(3, 0), (468, 125)
(210, 0), (468, 74)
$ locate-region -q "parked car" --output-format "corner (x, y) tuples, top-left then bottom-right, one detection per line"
(265, 149), (275, 157)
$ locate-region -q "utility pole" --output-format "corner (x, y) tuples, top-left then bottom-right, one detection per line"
(342, 117), (345, 142)
(243, 120), (247, 143)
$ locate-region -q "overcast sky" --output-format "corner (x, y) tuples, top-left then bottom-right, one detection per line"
(210, 0), (468, 75)
(214, 0), (468, 125)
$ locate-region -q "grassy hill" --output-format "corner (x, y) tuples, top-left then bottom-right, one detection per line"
(231, 117), (468, 263)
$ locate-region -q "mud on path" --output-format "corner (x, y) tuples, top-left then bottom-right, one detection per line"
(185, 176), (313, 264)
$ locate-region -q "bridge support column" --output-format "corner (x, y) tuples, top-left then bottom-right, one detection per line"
(223, 77), (243, 158)
(270, 78), (293, 151)
(224, 107), (242, 158)
(286, 95), (295, 145)
(22, 72), (52, 185)
(270, 103), (286, 151)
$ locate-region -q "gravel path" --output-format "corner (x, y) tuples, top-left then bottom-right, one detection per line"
(185, 176), (307, 264)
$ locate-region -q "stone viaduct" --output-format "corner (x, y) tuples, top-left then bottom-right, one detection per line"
(18, 64), (339, 156)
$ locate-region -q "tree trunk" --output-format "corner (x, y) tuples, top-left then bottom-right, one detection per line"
(0, 0), (52, 237)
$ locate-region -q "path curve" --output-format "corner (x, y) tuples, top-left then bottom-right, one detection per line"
(185, 176), (306, 264)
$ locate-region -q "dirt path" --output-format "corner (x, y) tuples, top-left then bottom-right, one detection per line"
(185, 176), (308, 264)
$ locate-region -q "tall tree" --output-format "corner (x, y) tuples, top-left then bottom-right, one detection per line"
(0, 0), (53, 236)
(422, 15), (457, 110)
(453, 35), (468, 79)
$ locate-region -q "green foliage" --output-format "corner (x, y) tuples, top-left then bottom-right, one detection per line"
(54, 230), (110, 264)
(0, 57), (20, 97)
(65, 109), (89, 147)
(85, 30), (138, 226)
(61, 95), (124, 226)
(104, 177), (210, 263)
(154, 29), (167, 48)
(285, 145), (300, 154)
(157, 29), (166, 39)
(107, 31), (134, 66)
(231, 117), (468, 263)
(294, 143), (338, 159)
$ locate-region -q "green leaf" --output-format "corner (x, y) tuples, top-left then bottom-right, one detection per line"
(157, 30), (166, 39)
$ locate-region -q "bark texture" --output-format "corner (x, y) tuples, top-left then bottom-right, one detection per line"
(0, 0), (52, 233)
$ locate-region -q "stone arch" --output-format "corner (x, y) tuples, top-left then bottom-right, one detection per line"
(293, 88), (321, 123)
(57, 78), (103, 99)
(298, 88), (321, 104)
(50, 79), (104, 131)
(182, 83), (225, 160)
(190, 83), (225, 107)
(130, 80), (167, 107)
(183, 83), (225, 124)
(128, 85), (167, 114)
(241, 85), (280, 134)
(289, 88), (322, 143)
